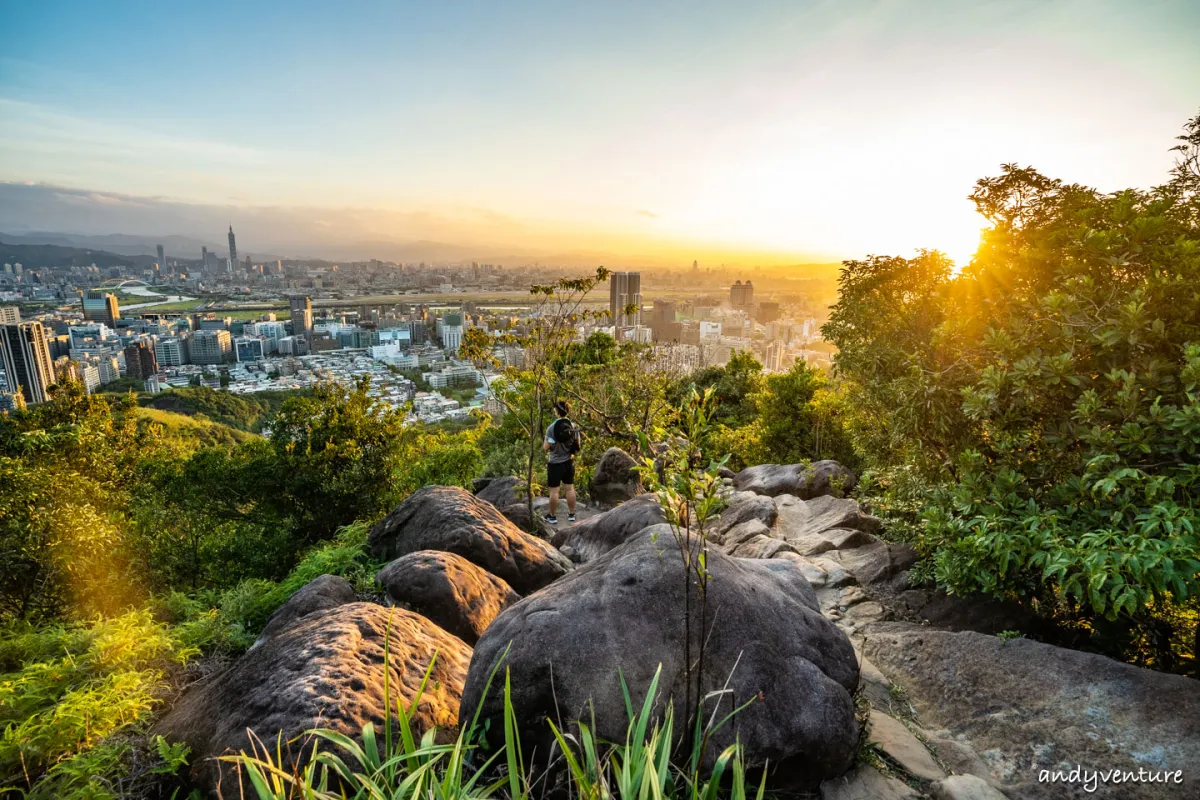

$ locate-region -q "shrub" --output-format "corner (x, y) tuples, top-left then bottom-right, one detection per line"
(0, 610), (196, 796)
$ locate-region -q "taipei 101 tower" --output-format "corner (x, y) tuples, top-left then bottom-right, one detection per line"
(228, 225), (238, 263)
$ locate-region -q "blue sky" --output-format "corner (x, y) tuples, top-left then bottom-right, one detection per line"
(2, 0), (1198, 264)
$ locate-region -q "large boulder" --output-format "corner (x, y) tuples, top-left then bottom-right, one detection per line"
(774, 494), (879, 546)
(713, 491), (778, 538)
(368, 486), (572, 594)
(550, 494), (664, 563)
(377, 551), (520, 645)
(154, 603), (471, 791)
(474, 476), (525, 507)
(864, 623), (1200, 799)
(254, 574), (357, 645)
(474, 476), (551, 538)
(733, 461), (857, 499)
(462, 528), (860, 789)
(590, 447), (643, 506)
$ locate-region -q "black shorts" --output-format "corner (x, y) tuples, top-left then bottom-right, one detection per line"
(547, 459), (575, 488)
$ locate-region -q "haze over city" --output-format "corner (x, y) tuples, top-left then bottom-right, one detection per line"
(3, 0), (1199, 266)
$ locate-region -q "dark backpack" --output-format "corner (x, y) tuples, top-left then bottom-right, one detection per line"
(554, 418), (580, 455)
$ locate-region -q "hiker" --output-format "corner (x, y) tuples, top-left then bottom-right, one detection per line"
(544, 400), (580, 524)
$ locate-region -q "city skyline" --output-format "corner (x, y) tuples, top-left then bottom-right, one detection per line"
(2, 1), (1199, 268)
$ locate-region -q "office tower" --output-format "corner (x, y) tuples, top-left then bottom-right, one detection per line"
(764, 341), (785, 372)
(228, 225), (238, 263)
(79, 363), (101, 394)
(202, 245), (208, 266)
(440, 312), (464, 353)
(649, 300), (682, 343)
(157, 244), (165, 268)
(756, 301), (780, 323)
(154, 337), (187, 367)
(123, 340), (158, 379)
(234, 337), (265, 362)
(289, 296), (314, 336)
(82, 290), (120, 327)
(730, 280), (754, 311)
(1, 322), (56, 405)
(275, 260), (283, 274)
(609, 271), (642, 329)
(189, 330), (232, 365)
(0, 306), (20, 325)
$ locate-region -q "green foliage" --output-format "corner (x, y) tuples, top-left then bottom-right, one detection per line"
(223, 653), (764, 800)
(825, 115), (1200, 670)
(140, 387), (300, 433)
(0, 609), (195, 797)
(158, 522), (381, 652)
(0, 383), (151, 621)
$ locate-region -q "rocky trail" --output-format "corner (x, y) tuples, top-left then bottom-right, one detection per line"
(156, 451), (1200, 798)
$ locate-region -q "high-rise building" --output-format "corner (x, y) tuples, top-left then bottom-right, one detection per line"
(609, 272), (642, 329)
(156, 244), (165, 268)
(0, 306), (20, 325)
(190, 330), (232, 365)
(202, 245), (208, 267)
(649, 300), (682, 343)
(1, 322), (56, 405)
(234, 336), (265, 362)
(764, 341), (785, 372)
(289, 296), (314, 336)
(228, 225), (238, 263)
(123, 340), (158, 379)
(82, 290), (120, 327)
(440, 312), (464, 353)
(730, 280), (754, 311)
(154, 337), (187, 367)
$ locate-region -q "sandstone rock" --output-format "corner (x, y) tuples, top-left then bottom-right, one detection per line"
(868, 711), (945, 781)
(774, 494), (881, 552)
(713, 491), (778, 537)
(929, 775), (1010, 800)
(255, 574), (357, 645)
(772, 551), (829, 587)
(590, 447), (643, 505)
(377, 551), (520, 645)
(864, 623), (1200, 799)
(367, 485), (572, 594)
(924, 734), (993, 781)
(719, 519), (799, 560)
(845, 601), (887, 626)
(734, 461), (857, 499)
(857, 654), (894, 711)
(154, 603), (471, 791)
(836, 540), (895, 585)
(473, 477), (551, 538)
(550, 494), (664, 563)
(820, 765), (921, 800)
(474, 476), (526, 508)
(462, 529), (860, 789)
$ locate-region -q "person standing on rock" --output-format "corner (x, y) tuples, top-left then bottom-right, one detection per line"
(544, 400), (580, 524)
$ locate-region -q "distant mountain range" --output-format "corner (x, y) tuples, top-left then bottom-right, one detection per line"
(0, 239), (166, 270)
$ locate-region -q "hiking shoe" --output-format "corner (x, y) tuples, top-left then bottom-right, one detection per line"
(568, 514), (577, 523)
(546, 515), (558, 525)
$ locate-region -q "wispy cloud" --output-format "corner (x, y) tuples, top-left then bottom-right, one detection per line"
(636, 209), (661, 218)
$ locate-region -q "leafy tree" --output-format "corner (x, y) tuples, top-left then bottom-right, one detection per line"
(263, 376), (413, 544)
(461, 268), (611, 519)
(825, 112), (1200, 669)
(0, 383), (150, 621)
